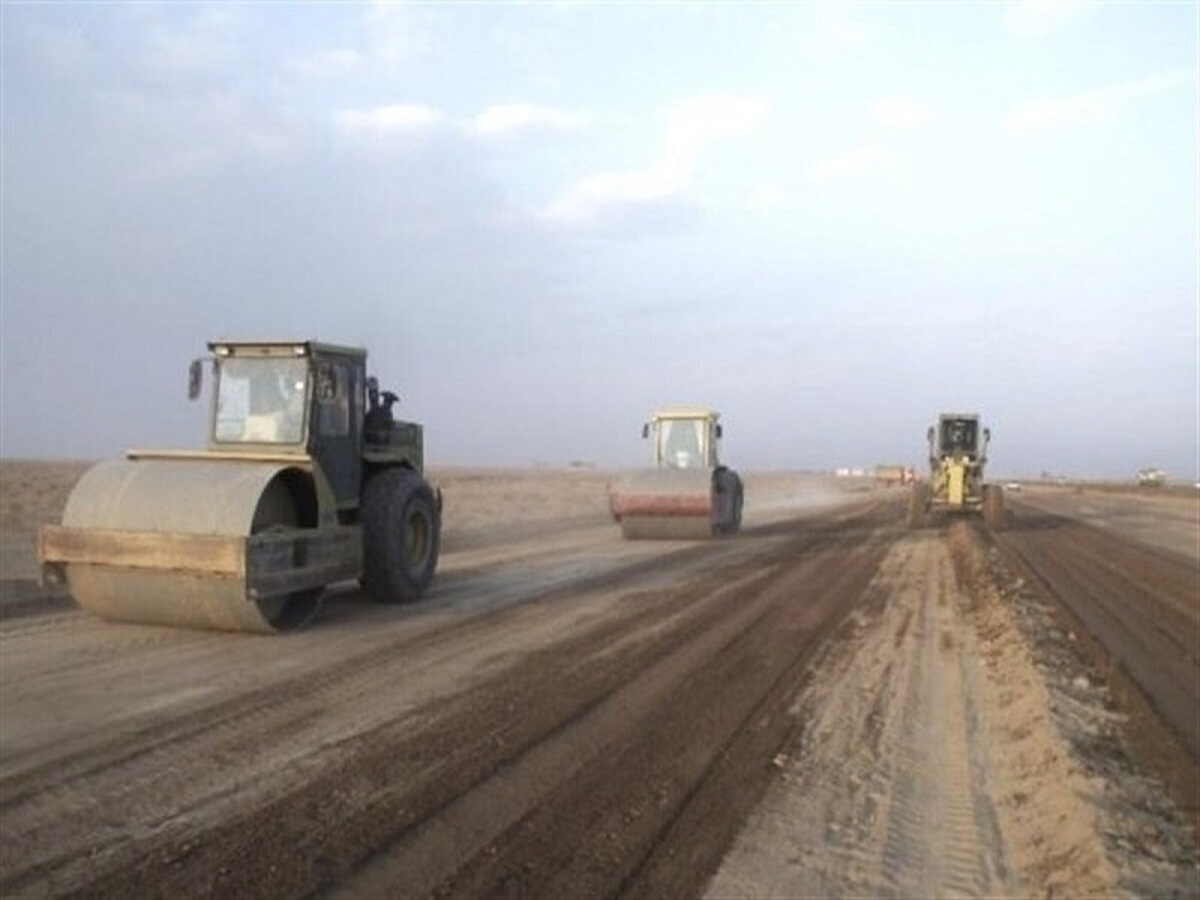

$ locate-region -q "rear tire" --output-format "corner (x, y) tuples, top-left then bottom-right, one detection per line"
(712, 469), (743, 536)
(363, 468), (440, 603)
(983, 483), (1006, 530)
(906, 482), (929, 529)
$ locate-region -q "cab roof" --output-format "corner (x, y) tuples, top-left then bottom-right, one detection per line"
(208, 339), (367, 359)
(650, 407), (720, 421)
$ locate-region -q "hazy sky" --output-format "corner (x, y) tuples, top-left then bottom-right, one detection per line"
(3, 1), (1197, 478)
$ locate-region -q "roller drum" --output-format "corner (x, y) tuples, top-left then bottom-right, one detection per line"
(609, 468), (717, 540)
(58, 459), (321, 633)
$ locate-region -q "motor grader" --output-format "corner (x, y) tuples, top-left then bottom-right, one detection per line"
(907, 412), (1005, 529)
(38, 339), (440, 633)
(608, 408), (743, 539)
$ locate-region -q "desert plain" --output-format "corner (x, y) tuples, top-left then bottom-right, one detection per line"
(0, 459), (1197, 898)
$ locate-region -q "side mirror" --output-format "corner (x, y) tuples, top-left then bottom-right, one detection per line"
(715, 423), (723, 439)
(983, 428), (991, 442)
(641, 423), (650, 439)
(188, 359), (204, 401)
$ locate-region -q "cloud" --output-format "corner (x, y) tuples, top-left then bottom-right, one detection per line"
(874, 98), (934, 130)
(335, 103), (444, 135)
(746, 182), (794, 211)
(365, 1), (432, 66)
(660, 94), (771, 160)
(542, 93), (769, 223)
(335, 101), (587, 145)
(542, 168), (682, 223)
(807, 144), (883, 181)
(1006, 72), (1186, 132)
(132, 5), (242, 84)
(467, 103), (588, 137)
(799, 3), (874, 57)
(1002, 0), (1093, 39)
(286, 48), (364, 80)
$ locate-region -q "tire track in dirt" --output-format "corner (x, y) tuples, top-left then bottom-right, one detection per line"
(0, 557), (762, 896)
(706, 528), (1021, 898)
(404, 515), (894, 900)
(0, 503), (888, 899)
(0, 520), (741, 794)
(703, 517), (1193, 899)
(613, 529), (891, 900)
(875, 534), (1007, 899)
(992, 510), (1199, 819)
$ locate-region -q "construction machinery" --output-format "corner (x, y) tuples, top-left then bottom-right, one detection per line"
(608, 408), (743, 539)
(39, 339), (440, 633)
(907, 412), (1005, 529)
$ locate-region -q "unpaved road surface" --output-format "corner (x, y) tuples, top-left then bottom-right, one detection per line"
(1, 464), (1196, 898)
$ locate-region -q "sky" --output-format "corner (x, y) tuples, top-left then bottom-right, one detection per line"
(2, 1), (1197, 479)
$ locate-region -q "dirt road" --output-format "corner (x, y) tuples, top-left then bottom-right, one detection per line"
(0, 466), (1196, 898)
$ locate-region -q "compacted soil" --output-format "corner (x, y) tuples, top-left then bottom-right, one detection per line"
(0, 462), (1196, 898)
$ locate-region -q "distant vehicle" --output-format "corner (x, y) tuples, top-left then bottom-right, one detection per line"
(1004, 481), (1022, 492)
(1136, 468), (1167, 487)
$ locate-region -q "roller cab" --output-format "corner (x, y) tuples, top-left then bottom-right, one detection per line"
(608, 408), (743, 540)
(40, 340), (441, 633)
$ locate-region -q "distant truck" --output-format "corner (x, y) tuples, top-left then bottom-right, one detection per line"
(1136, 468), (1167, 487)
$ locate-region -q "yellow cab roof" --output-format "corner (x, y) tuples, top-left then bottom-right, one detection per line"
(649, 407), (720, 422)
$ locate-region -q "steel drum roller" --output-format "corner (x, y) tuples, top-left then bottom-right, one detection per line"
(59, 459), (319, 633)
(609, 469), (716, 540)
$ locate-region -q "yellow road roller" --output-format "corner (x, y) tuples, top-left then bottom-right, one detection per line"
(907, 412), (1005, 529)
(39, 340), (440, 633)
(608, 408), (743, 539)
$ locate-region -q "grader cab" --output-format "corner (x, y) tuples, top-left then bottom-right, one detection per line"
(907, 412), (1005, 529)
(39, 340), (441, 633)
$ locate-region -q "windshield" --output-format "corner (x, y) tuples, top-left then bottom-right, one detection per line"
(940, 418), (978, 456)
(657, 419), (707, 468)
(214, 357), (308, 444)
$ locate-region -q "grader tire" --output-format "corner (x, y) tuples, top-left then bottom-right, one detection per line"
(362, 468), (440, 604)
(906, 483), (929, 530)
(983, 484), (1007, 531)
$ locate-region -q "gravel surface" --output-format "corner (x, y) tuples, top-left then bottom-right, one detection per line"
(1, 463), (1196, 898)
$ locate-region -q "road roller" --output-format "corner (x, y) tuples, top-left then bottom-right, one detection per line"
(39, 339), (441, 633)
(907, 411), (1005, 529)
(608, 408), (744, 539)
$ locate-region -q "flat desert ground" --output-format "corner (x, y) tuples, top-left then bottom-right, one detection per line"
(1, 460), (1197, 898)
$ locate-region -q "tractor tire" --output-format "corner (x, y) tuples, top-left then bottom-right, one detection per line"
(362, 468), (441, 604)
(906, 482), (929, 530)
(983, 483), (1006, 531)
